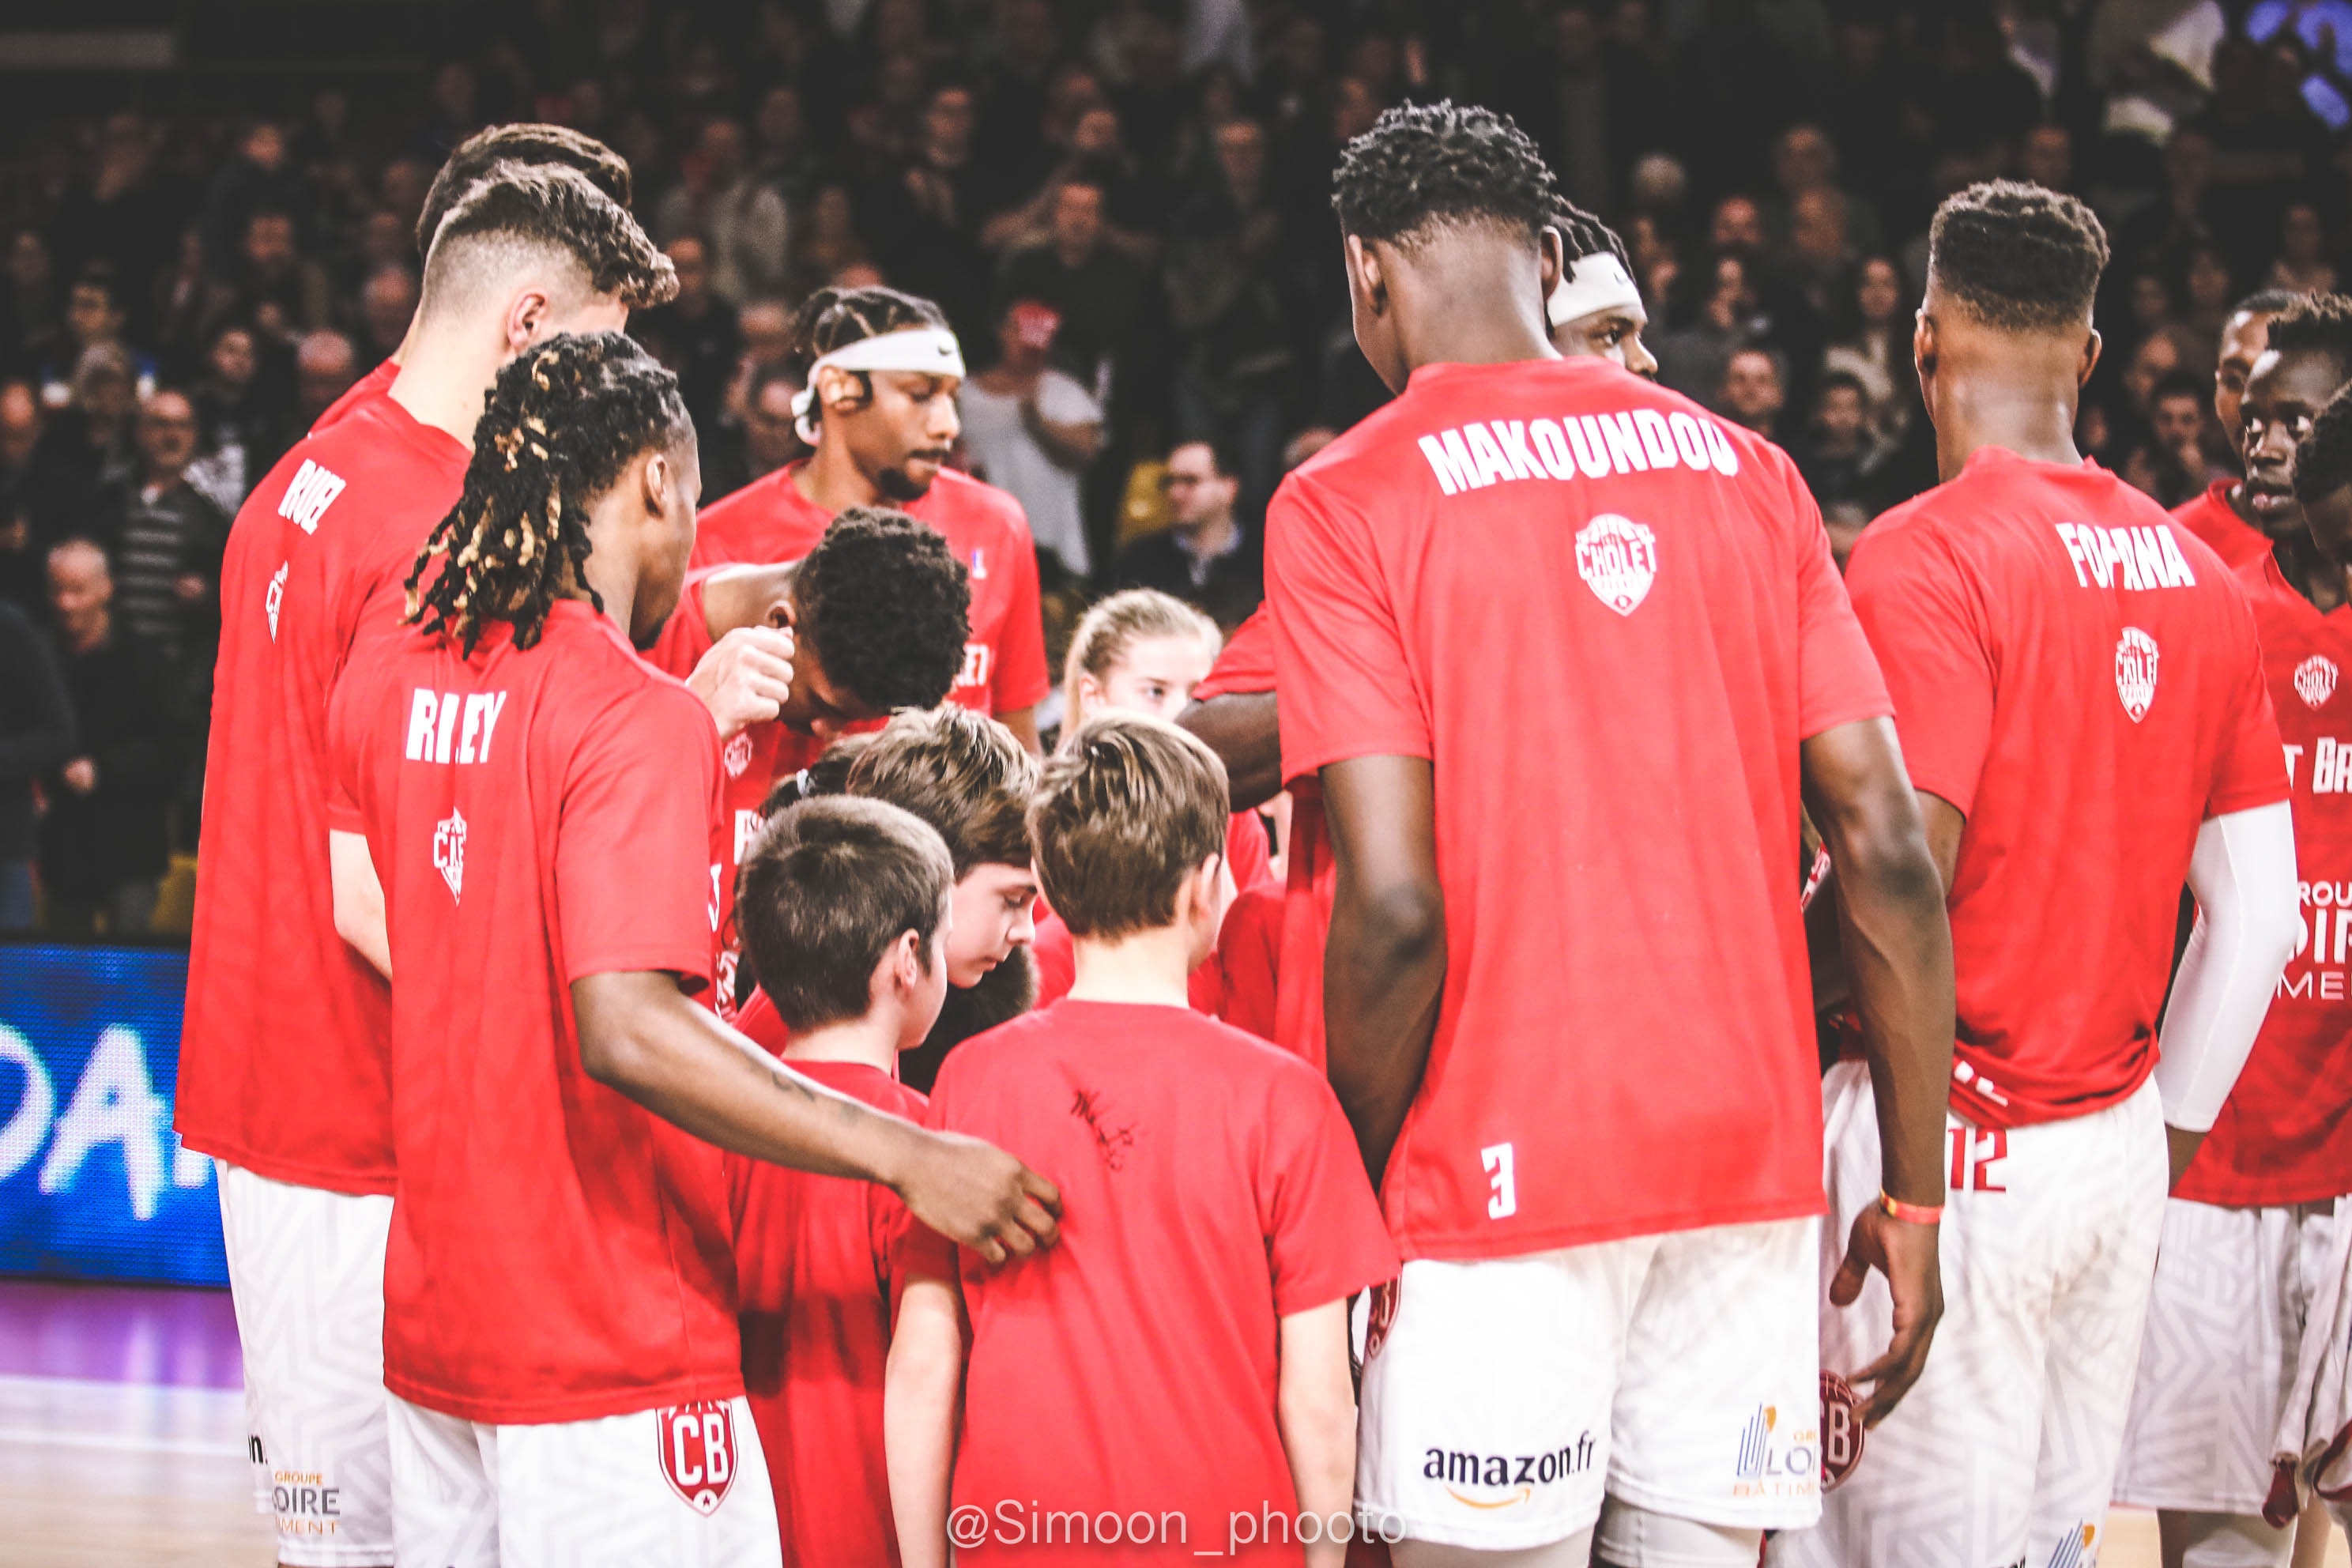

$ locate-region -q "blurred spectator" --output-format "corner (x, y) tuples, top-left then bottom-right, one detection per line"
(2267, 199), (2339, 293)
(785, 182), (873, 299)
(227, 208), (333, 342)
(40, 538), (175, 937)
(1720, 345), (1789, 440)
(43, 345), (139, 496)
(999, 178), (1147, 388)
(198, 121), (304, 280)
(960, 300), (1102, 579)
(1765, 124), (1883, 263)
(292, 329), (360, 434)
(879, 84), (993, 341)
(187, 322), (282, 513)
(359, 266), (420, 364)
(632, 236), (740, 435)
(2125, 368), (2232, 507)
(0, 594), (73, 931)
(1821, 255), (1914, 439)
(1165, 118), (1291, 507)
(1792, 371), (1890, 513)
(2, 230), (61, 380)
(46, 263), (145, 398)
(1114, 437), (1261, 631)
(1656, 252), (1766, 406)
(655, 118), (788, 304)
(0, 381), (76, 612)
(738, 362), (808, 487)
(86, 387), (230, 695)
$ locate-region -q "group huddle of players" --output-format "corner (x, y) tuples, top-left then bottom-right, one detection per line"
(165, 97), (2352, 1568)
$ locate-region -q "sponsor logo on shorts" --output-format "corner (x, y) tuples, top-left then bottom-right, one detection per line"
(1732, 1404), (1819, 1499)
(2044, 1523), (2095, 1568)
(2115, 628), (2159, 722)
(2299, 655), (2339, 710)
(271, 1467), (343, 1538)
(1818, 1372), (1864, 1493)
(1363, 1280), (1398, 1363)
(656, 1401), (737, 1517)
(1424, 1434), (1596, 1509)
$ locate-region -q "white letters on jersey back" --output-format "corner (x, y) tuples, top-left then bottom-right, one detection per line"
(1417, 408), (1740, 496)
(2054, 522), (2198, 590)
(277, 459), (347, 535)
(402, 688), (509, 765)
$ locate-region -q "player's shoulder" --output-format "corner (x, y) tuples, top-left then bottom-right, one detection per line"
(922, 467), (1035, 545)
(541, 607), (709, 730)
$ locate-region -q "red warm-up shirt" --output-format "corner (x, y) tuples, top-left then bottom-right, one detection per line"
(729, 1058), (923, 1568)
(2177, 556), (2352, 1205)
(176, 394), (469, 1193)
(1849, 447), (2287, 1130)
(688, 461), (1048, 718)
(904, 1001), (1396, 1563)
(2173, 481), (2273, 575)
(1269, 356), (1890, 1259)
(330, 602), (738, 1423)
(308, 357), (399, 434)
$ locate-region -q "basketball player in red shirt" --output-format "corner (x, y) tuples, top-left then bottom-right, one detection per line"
(310, 123), (635, 435)
(2173, 291), (2309, 574)
(1780, 183), (2302, 1568)
(1270, 104), (1955, 1566)
(2114, 297), (2352, 1568)
(673, 285), (1050, 752)
(727, 795), (953, 1568)
(326, 334), (1058, 1566)
(177, 166), (673, 1568)
(1178, 198), (1663, 1071)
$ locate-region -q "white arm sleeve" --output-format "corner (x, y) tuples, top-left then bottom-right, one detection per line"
(2156, 801), (2301, 1132)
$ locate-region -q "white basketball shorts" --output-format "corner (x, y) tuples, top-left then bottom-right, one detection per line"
(1356, 1216), (1822, 1551)
(216, 1159), (397, 1567)
(1769, 1063), (2169, 1568)
(2114, 1197), (2340, 1517)
(387, 1393), (782, 1568)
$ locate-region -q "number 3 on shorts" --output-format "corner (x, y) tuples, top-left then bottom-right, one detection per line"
(1482, 1143), (1517, 1219)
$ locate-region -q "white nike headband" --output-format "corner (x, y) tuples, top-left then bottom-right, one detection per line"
(1547, 250), (1643, 329)
(791, 327), (968, 442)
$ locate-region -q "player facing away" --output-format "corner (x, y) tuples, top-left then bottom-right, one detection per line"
(1178, 193), (1660, 1072)
(176, 164), (674, 1568)
(673, 284), (1050, 752)
(324, 333), (1060, 1567)
(887, 714), (1398, 1567)
(311, 122), (635, 433)
(2172, 290), (2309, 574)
(727, 795), (957, 1568)
(2114, 299), (2352, 1568)
(1778, 183), (2303, 1568)
(1268, 102), (1957, 1568)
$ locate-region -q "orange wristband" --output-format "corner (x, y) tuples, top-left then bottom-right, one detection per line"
(1878, 1192), (1943, 1226)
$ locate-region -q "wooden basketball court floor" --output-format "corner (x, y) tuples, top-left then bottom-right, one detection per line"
(0, 1278), (2340, 1566)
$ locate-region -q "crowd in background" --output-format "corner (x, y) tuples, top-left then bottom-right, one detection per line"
(0, 0), (2347, 936)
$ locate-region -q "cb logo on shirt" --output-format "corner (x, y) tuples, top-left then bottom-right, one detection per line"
(656, 1401), (737, 1517)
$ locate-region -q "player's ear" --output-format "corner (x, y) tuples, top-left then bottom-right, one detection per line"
(503, 286), (552, 354)
(639, 448), (673, 516)
(1344, 233), (1386, 316)
(2078, 326), (2103, 388)
(1537, 227), (1564, 301)
(1912, 308), (1937, 397)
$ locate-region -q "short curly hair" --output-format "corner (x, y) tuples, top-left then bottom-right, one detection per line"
(793, 506), (971, 714)
(425, 161), (676, 311)
(1332, 100), (1559, 251)
(2264, 293), (2352, 384)
(1927, 180), (2108, 333)
(2294, 383), (2352, 506)
(416, 123), (633, 254)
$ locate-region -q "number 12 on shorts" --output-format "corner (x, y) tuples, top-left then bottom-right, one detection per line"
(1482, 1143), (1517, 1219)
(1947, 1125), (2008, 1193)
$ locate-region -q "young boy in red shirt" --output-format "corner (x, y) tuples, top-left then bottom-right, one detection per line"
(727, 794), (956, 1568)
(887, 714), (1399, 1566)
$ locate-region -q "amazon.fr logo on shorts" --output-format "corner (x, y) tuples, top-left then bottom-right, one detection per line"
(1427, 1432), (1596, 1510)
(657, 1402), (738, 1516)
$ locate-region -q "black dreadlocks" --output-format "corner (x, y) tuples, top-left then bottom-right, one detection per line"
(404, 330), (690, 655)
(1555, 198), (1631, 275)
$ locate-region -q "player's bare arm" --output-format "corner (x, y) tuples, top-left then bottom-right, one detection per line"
(327, 828), (391, 980)
(1801, 719), (1956, 1424)
(1319, 753), (1445, 1184)
(1178, 691), (1282, 812)
(571, 969), (1061, 1261)
(997, 703), (1042, 756)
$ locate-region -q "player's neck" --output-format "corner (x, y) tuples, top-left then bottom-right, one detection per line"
(782, 1013), (903, 1072)
(1935, 388), (2082, 480)
(1390, 246), (1557, 378)
(796, 440), (885, 513)
(2277, 530), (2351, 613)
(1067, 928), (1193, 1008)
(389, 318), (505, 444)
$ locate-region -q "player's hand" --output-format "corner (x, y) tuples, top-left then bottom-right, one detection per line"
(1833, 1201), (1943, 1426)
(897, 1129), (1061, 1266)
(687, 625), (796, 740)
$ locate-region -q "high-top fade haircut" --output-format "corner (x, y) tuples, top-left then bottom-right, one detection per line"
(2294, 383), (2352, 507)
(1332, 100), (1559, 251)
(1927, 180), (2109, 334)
(416, 124), (633, 255)
(737, 795), (954, 1033)
(422, 161), (676, 316)
(1031, 714), (1227, 940)
(846, 705), (1038, 878)
(796, 507), (971, 713)
(2263, 293), (2352, 383)
(405, 331), (690, 654)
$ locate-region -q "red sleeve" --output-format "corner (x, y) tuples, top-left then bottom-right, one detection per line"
(992, 525), (1051, 714)
(1785, 459), (1893, 738)
(1845, 518), (1996, 815)
(1225, 809), (1273, 894)
(2207, 593), (2291, 817)
(1194, 607), (1277, 699)
(1259, 1063), (1400, 1315)
(555, 683), (723, 986)
(1267, 473), (1429, 781)
(1214, 886), (1282, 1042)
(325, 658), (371, 835)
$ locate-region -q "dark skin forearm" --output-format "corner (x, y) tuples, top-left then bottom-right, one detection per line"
(1802, 719), (1956, 1209)
(1178, 691), (1283, 812)
(1318, 755), (1446, 1185)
